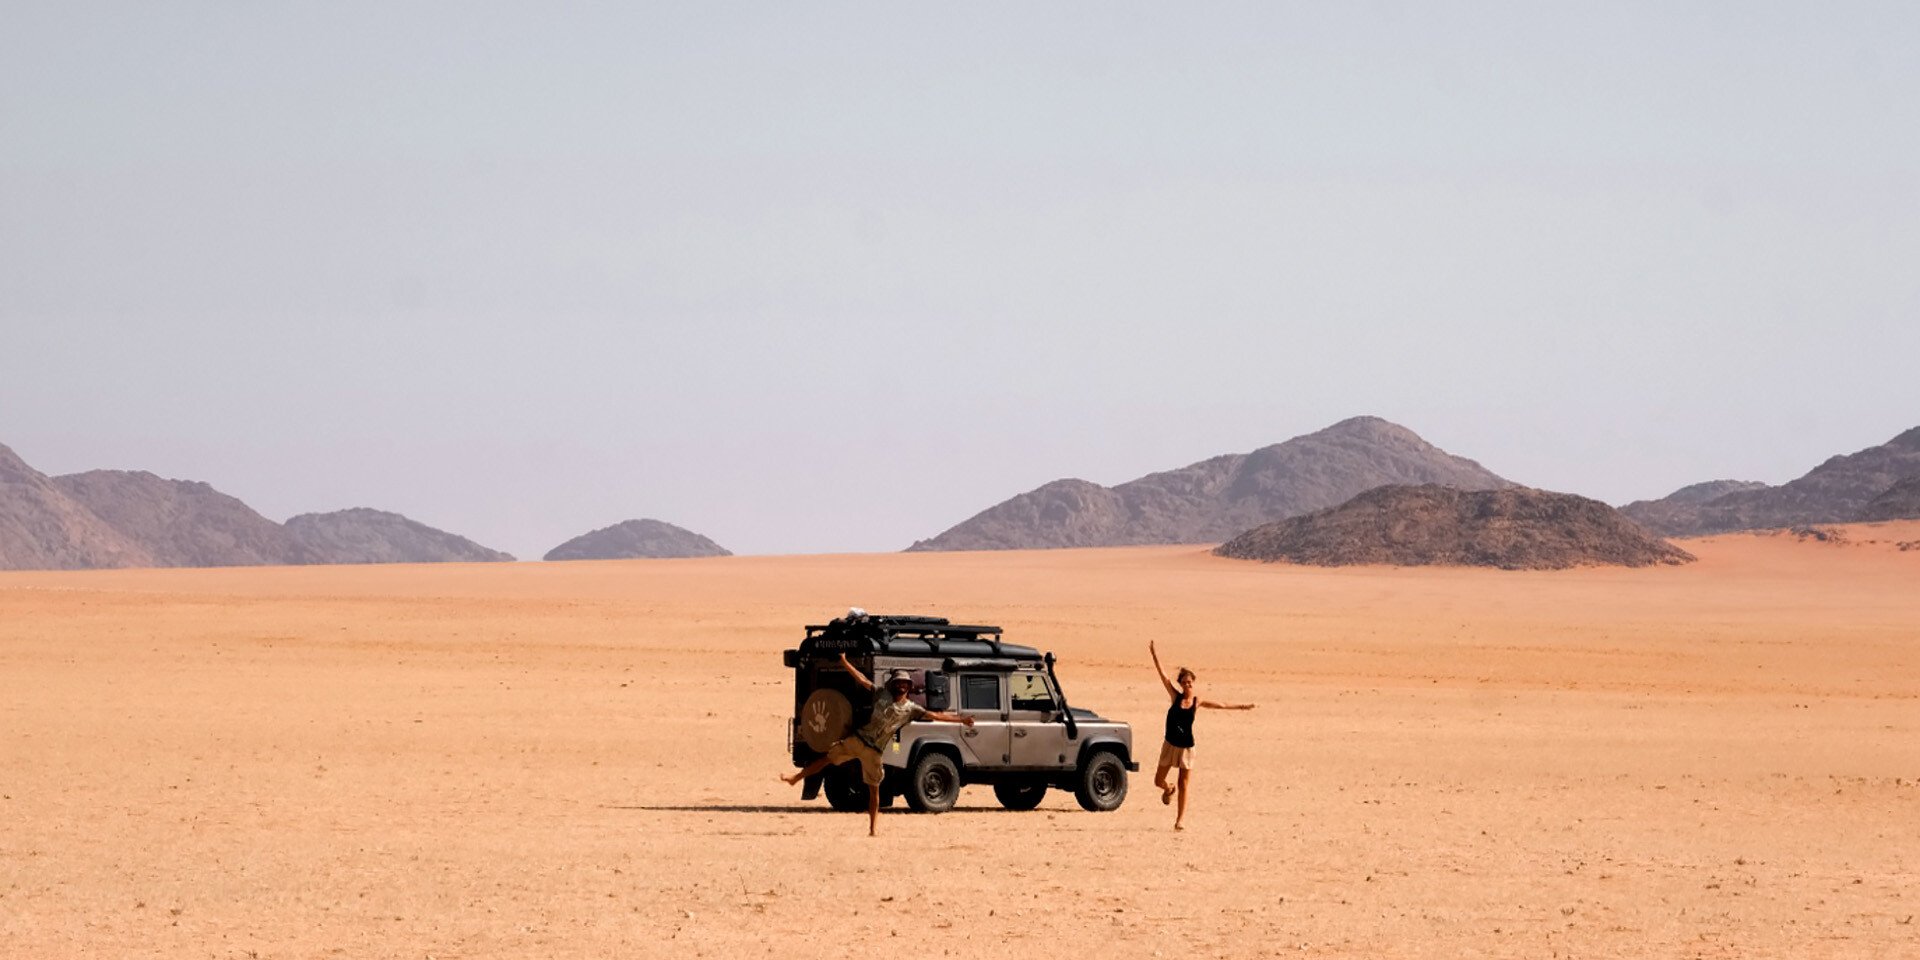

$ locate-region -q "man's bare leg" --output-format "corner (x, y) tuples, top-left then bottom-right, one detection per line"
(1173, 768), (1191, 830)
(783, 756), (832, 786)
(867, 784), (880, 837)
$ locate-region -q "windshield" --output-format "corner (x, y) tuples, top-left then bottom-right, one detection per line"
(1009, 672), (1057, 712)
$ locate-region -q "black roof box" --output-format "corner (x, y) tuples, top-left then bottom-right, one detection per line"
(795, 613), (1041, 661)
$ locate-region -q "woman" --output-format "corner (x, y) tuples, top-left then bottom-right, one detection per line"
(1149, 640), (1255, 830)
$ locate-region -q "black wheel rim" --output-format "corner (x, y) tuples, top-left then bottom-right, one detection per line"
(922, 766), (953, 803)
(1092, 763), (1118, 799)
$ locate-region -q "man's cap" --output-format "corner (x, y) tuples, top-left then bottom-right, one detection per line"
(885, 669), (914, 687)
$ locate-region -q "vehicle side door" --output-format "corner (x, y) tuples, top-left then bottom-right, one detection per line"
(1007, 669), (1072, 768)
(952, 673), (1010, 766)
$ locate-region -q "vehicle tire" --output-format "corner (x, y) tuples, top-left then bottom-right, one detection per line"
(823, 766), (868, 812)
(992, 781), (1047, 811)
(905, 752), (961, 813)
(1074, 750), (1128, 812)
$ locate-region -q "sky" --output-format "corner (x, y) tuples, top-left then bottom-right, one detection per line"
(3, 2), (1917, 558)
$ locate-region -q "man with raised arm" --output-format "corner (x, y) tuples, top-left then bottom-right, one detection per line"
(783, 652), (975, 836)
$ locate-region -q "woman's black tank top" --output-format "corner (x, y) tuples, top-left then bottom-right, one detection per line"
(1165, 695), (1196, 748)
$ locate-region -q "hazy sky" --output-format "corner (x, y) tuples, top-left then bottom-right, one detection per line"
(4, 3), (1917, 557)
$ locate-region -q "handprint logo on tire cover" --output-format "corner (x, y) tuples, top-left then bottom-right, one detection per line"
(798, 689), (852, 752)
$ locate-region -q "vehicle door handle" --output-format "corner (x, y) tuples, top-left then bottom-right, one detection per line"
(1013, 729), (1027, 738)
(963, 729), (978, 738)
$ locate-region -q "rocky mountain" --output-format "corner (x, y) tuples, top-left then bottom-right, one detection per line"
(1617, 480), (1773, 532)
(1656, 479), (1773, 505)
(1859, 475), (1920, 522)
(286, 508), (514, 564)
(0, 444), (154, 570)
(913, 479), (1133, 552)
(2, 443), (550, 570)
(544, 519), (731, 561)
(53, 470), (311, 567)
(1217, 485), (1695, 570)
(1620, 427), (1920, 536)
(909, 416), (1515, 551)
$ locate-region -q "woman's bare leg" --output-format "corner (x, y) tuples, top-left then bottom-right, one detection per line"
(867, 784), (880, 837)
(1155, 764), (1176, 804)
(1174, 768), (1191, 830)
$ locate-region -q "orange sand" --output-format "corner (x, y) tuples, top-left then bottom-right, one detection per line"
(3, 522), (1917, 958)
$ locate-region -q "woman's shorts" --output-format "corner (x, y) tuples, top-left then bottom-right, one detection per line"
(824, 736), (886, 786)
(1157, 741), (1193, 771)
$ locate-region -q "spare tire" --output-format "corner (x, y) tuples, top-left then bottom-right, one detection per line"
(798, 688), (854, 752)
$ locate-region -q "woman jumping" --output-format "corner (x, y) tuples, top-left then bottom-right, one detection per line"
(1149, 640), (1255, 831)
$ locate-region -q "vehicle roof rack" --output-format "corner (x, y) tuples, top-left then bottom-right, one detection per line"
(804, 612), (1007, 655)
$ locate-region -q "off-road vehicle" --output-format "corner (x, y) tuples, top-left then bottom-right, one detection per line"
(784, 612), (1136, 813)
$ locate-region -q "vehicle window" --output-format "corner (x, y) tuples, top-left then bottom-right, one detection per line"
(1009, 672), (1056, 712)
(960, 675), (1001, 712)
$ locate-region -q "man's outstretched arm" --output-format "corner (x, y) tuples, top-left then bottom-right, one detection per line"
(921, 710), (976, 727)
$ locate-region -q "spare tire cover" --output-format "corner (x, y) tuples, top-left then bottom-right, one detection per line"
(799, 689), (855, 752)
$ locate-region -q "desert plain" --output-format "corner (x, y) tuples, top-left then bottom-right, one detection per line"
(4, 522), (1918, 959)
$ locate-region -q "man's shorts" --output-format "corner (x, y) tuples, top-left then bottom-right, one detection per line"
(1157, 741), (1193, 772)
(824, 736), (886, 786)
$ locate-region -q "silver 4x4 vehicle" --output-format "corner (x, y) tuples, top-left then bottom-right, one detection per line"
(784, 613), (1136, 813)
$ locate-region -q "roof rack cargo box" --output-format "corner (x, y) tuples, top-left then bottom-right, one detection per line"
(786, 612), (1042, 663)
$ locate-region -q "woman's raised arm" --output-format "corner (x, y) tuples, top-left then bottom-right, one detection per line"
(1149, 640), (1177, 698)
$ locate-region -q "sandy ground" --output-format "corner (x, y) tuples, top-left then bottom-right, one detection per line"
(3, 522), (1918, 959)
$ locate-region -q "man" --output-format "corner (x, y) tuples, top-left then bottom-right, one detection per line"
(783, 652), (975, 836)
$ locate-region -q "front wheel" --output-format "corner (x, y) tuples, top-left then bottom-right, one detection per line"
(905, 752), (961, 813)
(992, 781), (1047, 811)
(1074, 751), (1128, 812)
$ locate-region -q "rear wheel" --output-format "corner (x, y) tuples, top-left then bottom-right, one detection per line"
(823, 766), (868, 812)
(992, 781), (1047, 811)
(905, 752), (961, 813)
(1074, 750), (1128, 812)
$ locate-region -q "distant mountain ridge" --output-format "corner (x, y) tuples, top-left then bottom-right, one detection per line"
(1655, 480), (1772, 506)
(1217, 485), (1695, 570)
(1620, 427), (1920, 536)
(287, 508), (516, 564)
(909, 416), (1515, 551)
(1859, 475), (1920, 522)
(0, 444), (514, 571)
(544, 519), (731, 560)
(55, 470), (313, 567)
(0, 445), (154, 570)
(10, 422), (1918, 569)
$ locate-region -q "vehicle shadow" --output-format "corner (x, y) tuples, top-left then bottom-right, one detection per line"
(604, 804), (1024, 815)
(604, 804), (841, 814)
